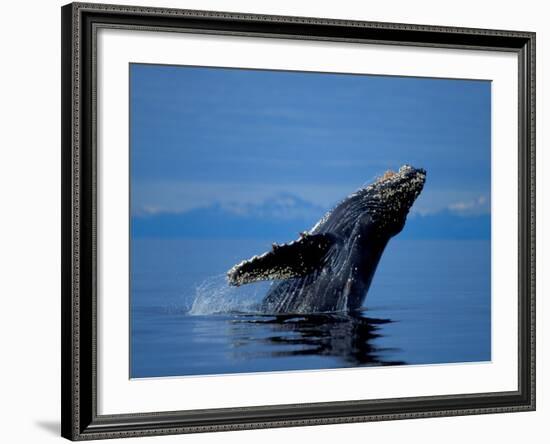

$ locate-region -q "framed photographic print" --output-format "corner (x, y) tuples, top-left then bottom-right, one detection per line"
(61, 2), (536, 440)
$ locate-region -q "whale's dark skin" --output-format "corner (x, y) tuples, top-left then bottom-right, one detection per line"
(227, 165), (426, 314)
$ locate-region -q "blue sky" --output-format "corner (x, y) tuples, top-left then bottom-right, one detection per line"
(130, 63), (491, 237)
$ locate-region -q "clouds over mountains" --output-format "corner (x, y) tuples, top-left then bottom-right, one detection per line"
(132, 192), (490, 240)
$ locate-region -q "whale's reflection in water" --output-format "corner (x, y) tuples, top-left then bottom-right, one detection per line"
(225, 312), (405, 367)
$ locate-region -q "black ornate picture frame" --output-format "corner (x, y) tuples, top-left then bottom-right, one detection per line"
(61, 2), (535, 440)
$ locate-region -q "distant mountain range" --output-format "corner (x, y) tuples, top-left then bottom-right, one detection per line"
(132, 193), (490, 240)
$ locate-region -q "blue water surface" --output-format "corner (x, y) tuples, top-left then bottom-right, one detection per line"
(130, 239), (490, 378)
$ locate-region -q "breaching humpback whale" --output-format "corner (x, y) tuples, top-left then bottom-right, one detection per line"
(227, 165), (426, 314)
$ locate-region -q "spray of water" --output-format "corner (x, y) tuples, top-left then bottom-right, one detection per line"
(188, 274), (270, 316)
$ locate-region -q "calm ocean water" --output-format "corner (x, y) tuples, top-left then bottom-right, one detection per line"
(130, 238), (491, 378)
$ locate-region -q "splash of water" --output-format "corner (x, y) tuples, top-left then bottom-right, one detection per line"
(188, 274), (269, 316)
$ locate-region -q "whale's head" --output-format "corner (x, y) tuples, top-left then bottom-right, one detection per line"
(356, 164), (426, 237)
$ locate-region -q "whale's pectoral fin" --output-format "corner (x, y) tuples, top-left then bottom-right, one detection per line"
(227, 233), (337, 286)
